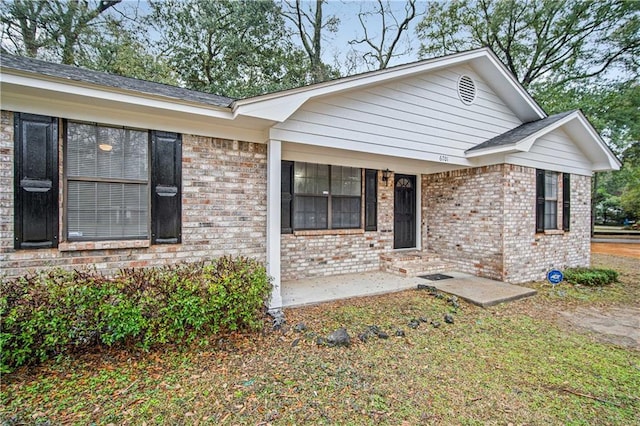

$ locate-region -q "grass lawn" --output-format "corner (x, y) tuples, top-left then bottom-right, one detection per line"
(2, 254), (639, 425)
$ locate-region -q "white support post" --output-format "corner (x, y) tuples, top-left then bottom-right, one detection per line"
(266, 139), (282, 310)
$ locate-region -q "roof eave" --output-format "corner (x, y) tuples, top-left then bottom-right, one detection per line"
(1, 67), (235, 119)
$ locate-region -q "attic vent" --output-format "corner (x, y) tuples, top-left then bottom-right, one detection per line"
(458, 75), (476, 105)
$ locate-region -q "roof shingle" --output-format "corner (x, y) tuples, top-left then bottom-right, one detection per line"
(466, 110), (576, 152)
(0, 53), (235, 108)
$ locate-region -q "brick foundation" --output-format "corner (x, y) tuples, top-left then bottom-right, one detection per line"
(0, 110), (267, 278)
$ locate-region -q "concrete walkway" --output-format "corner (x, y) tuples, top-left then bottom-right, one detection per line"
(281, 271), (536, 308)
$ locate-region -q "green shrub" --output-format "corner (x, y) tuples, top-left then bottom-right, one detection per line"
(0, 256), (271, 373)
(563, 267), (619, 287)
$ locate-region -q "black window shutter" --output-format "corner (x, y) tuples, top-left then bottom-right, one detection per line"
(151, 131), (182, 244)
(14, 113), (58, 249)
(535, 169), (545, 233)
(563, 173), (570, 231)
(281, 160), (293, 233)
(365, 169), (378, 231)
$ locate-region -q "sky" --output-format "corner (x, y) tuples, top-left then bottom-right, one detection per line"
(318, 0), (423, 71)
(126, 0), (424, 75)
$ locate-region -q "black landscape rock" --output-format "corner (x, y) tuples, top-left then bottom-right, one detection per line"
(269, 309), (286, 331)
(408, 319), (420, 329)
(444, 313), (455, 324)
(376, 330), (389, 339)
(294, 322), (307, 332)
(395, 329), (405, 337)
(327, 327), (351, 347)
(431, 320), (441, 328)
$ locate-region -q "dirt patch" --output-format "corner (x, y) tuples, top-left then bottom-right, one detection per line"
(559, 307), (640, 349)
(592, 242), (640, 259)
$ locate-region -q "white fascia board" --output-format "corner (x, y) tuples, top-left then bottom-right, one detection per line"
(471, 53), (545, 122)
(465, 144), (521, 158)
(2, 81), (268, 142)
(234, 48), (544, 123)
(1, 72), (234, 120)
(572, 113), (621, 171)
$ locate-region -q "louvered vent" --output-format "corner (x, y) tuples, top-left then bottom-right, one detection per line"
(458, 75), (476, 105)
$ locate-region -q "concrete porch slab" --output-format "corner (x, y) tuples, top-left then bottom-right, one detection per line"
(424, 273), (537, 307)
(281, 270), (536, 308)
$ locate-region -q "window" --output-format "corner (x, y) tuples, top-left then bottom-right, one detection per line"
(536, 169), (570, 232)
(544, 171), (558, 229)
(282, 161), (367, 232)
(66, 122), (149, 240)
(14, 112), (183, 249)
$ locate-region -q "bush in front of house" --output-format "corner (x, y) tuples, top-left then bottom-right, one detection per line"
(0, 256), (271, 373)
(563, 267), (619, 287)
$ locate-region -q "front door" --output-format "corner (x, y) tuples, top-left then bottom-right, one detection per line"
(394, 174), (416, 249)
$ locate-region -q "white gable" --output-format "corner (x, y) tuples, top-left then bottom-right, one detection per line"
(506, 128), (594, 176)
(273, 65), (522, 167)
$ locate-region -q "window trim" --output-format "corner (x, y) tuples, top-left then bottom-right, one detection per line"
(63, 119), (151, 242)
(536, 169), (569, 233)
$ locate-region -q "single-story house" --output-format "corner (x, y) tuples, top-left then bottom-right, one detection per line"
(0, 48), (620, 309)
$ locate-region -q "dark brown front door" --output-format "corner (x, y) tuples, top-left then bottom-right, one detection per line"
(394, 174), (416, 249)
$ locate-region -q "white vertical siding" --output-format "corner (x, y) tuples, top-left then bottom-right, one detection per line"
(272, 65), (522, 165)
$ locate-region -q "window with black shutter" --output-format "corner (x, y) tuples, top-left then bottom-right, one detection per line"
(563, 173), (570, 231)
(64, 121), (181, 244)
(283, 161), (363, 232)
(14, 113), (59, 249)
(281, 161), (293, 233)
(151, 131), (182, 244)
(365, 169), (378, 231)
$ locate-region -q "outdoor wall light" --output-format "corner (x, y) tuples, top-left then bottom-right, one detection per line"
(98, 143), (113, 152)
(382, 168), (392, 186)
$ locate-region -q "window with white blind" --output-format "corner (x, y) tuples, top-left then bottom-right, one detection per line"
(66, 122), (149, 240)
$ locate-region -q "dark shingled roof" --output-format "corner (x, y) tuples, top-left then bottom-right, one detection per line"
(466, 110), (577, 152)
(0, 53), (235, 108)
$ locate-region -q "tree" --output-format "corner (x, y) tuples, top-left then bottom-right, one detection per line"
(281, 0), (340, 83)
(1, 0), (122, 64)
(79, 18), (178, 85)
(416, 0), (640, 89)
(148, 0), (309, 98)
(348, 0), (418, 71)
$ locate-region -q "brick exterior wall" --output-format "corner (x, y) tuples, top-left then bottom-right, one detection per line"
(0, 110), (267, 278)
(502, 166), (591, 283)
(2, 108), (593, 284)
(0, 112), (14, 258)
(281, 171), (394, 280)
(423, 165), (505, 280)
(423, 164), (591, 283)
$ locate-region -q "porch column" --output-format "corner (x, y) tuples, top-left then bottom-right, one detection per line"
(266, 138), (282, 310)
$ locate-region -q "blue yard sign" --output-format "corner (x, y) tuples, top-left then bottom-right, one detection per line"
(547, 269), (564, 286)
